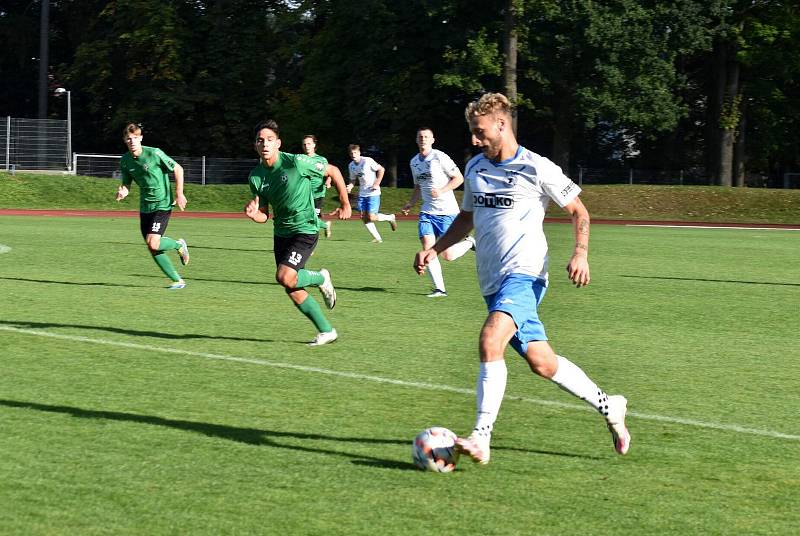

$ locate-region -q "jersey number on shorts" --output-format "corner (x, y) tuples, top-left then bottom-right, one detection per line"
(151, 222), (162, 233)
(288, 251), (303, 266)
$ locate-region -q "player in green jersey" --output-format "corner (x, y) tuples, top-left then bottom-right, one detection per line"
(245, 120), (352, 346)
(302, 134), (347, 239)
(116, 123), (190, 289)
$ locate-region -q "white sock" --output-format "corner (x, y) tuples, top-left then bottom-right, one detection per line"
(474, 360), (507, 436)
(446, 238), (473, 260)
(376, 213), (394, 222)
(365, 222), (382, 241)
(427, 256), (445, 292)
(551, 355), (608, 414)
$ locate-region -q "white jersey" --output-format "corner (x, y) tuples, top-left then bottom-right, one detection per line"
(410, 149), (461, 215)
(349, 156), (382, 197)
(462, 146), (581, 296)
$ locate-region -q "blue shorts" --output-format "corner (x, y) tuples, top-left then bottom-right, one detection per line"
(483, 273), (548, 357)
(418, 212), (456, 238)
(358, 196), (381, 214)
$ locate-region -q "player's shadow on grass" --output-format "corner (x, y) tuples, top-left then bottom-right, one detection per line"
(0, 399), (417, 471)
(620, 274), (800, 287)
(0, 319), (278, 344)
(102, 241), (270, 253)
(0, 276), (147, 288)
(132, 273), (388, 292)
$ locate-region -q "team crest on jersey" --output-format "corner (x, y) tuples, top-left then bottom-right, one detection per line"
(473, 192), (514, 209)
(281, 174), (288, 183)
(142, 164), (150, 172)
(503, 170), (518, 186)
(315, 163), (324, 171)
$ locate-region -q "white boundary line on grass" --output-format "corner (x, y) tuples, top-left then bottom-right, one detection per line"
(0, 244), (11, 254)
(3, 325), (799, 442)
(626, 224), (800, 231)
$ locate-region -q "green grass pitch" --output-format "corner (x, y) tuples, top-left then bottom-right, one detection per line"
(0, 215), (798, 535)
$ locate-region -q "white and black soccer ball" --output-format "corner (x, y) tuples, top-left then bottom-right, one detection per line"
(412, 427), (460, 473)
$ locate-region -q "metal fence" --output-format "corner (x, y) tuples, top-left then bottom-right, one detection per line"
(72, 153), (257, 185)
(1, 117), (70, 171)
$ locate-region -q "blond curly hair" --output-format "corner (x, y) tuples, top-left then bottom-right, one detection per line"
(464, 93), (513, 122)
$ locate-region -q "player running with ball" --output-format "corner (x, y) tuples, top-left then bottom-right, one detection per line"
(414, 93), (630, 464)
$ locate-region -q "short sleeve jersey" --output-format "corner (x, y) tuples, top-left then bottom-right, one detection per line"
(348, 156), (381, 197)
(248, 152), (325, 237)
(409, 149), (461, 215)
(119, 146), (178, 213)
(306, 154), (329, 199)
(461, 146), (581, 296)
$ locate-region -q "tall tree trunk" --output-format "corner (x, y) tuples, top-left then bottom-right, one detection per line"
(504, 0), (519, 133)
(386, 149), (397, 187)
(733, 95), (747, 187)
(712, 37), (741, 187)
(552, 95), (572, 171)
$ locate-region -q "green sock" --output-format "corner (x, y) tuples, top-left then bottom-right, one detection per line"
(152, 252), (181, 282)
(296, 269), (325, 288)
(296, 295), (332, 333)
(159, 236), (180, 250)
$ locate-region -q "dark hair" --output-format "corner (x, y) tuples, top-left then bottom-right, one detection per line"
(253, 119), (280, 138)
(302, 134), (317, 143)
(416, 126), (434, 136)
(122, 122), (143, 138)
(348, 143), (360, 152)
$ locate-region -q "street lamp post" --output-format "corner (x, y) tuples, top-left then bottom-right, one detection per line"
(54, 87), (71, 171)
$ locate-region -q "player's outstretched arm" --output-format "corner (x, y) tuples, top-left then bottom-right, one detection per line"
(414, 210), (473, 275)
(173, 163), (187, 211)
(244, 197), (269, 223)
(325, 164), (352, 220)
(402, 185), (421, 214)
(116, 184), (129, 202)
(563, 196), (590, 288)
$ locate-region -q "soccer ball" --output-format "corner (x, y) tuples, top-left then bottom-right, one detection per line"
(412, 427), (460, 472)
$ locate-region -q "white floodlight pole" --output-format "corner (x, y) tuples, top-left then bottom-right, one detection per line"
(55, 88), (72, 171)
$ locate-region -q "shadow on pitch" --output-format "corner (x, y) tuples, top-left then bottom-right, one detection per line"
(0, 399), (417, 470)
(0, 276), (147, 288)
(102, 241), (270, 253)
(620, 274), (800, 287)
(131, 274), (388, 292)
(0, 319), (280, 344)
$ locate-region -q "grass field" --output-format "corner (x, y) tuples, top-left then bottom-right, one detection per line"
(1, 215), (798, 535)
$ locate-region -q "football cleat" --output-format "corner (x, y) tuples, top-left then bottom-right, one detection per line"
(177, 238), (190, 265)
(167, 279), (187, 290)
(389, 215), (397, 232)
(426, 289), (448, 298)
(456, 432), (491, 465)
(465, 235), (476, 251)
(605, 395), (631, 455)
(308, 328), (338, 346)
(318, 268), (336, 309)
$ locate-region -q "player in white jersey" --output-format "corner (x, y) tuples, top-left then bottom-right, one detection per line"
(414, 93), (630, 464)
(346, 144), (397, 242)
(402, 127), (475, 297)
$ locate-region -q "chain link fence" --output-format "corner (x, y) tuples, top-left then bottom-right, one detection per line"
(1, 117), (70, 172)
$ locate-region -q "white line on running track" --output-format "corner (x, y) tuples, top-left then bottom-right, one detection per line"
(0, 244), (10, 254)
(626, 224), (800, 231)
(2, 325), (798, 442)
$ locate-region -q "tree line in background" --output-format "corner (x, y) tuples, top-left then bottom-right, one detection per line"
(2, 0), (799, 187)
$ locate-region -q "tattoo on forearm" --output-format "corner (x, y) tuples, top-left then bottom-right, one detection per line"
(575, 243), (588, 251)
(578, 218), (590, 235)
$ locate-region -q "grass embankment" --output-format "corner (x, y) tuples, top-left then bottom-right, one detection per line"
(1, 171), (798, 223)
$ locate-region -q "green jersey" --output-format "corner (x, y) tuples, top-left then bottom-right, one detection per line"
(306, 154), (329, 199)
(119, 146), (178, 213)
(248, 152), (325, 237)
